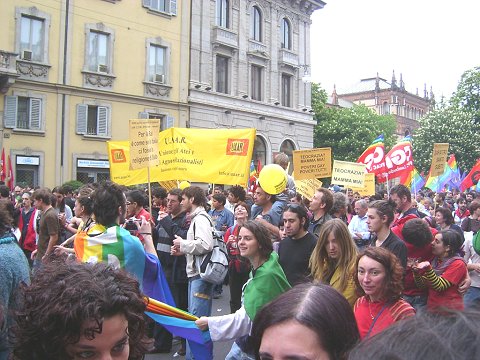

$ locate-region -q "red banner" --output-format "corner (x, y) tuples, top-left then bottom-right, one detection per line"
(357, 135), (386, 176)
(377, 136), (414, 182)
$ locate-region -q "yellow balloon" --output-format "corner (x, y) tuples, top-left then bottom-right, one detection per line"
(258, 164), (287, 195)
(179, 180), (191, 190)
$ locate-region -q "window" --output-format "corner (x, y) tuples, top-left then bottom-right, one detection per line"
(382, 102), (390, 115)
(281, 74), (292, 107)
(20, 16), (44, 62)
(76, 104), (109, 137)
(253, 136), (267, 168)
(280, 18), (291, 49)
(280, 140), (296, 175)
(148, 45), (166, 82)
(216, 0), (229, 28)
(251, 65), (262, 101)
(4, 95), (42, 131)
(216, 55), (229, 94)
(251, 6), (262, 41)
(87, 31), (109, 72)
(142, 0), (177, 15)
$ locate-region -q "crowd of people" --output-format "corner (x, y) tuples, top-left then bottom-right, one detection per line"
(1, 154), (480, 359)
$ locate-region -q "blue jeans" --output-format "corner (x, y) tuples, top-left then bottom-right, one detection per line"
(186, 276), (214, 360)
(464, 286), (480, 309)
(402, 294), (427, 313)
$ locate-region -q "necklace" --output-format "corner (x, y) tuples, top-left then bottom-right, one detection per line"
(368, 300), (375, 320)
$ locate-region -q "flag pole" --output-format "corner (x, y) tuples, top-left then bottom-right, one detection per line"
(147, 166), (152, 214)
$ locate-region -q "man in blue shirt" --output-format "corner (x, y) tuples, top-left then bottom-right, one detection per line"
(208, 193), (234, 236)
(348, 199), (370, 249)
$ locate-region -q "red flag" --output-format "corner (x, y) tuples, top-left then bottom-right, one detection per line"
(377, 136), (414, 182)
(0, 148), (5, 183)
(460, 159), (480, 191)
(357, 135), (386, 176)
(7, 155), (14, 190)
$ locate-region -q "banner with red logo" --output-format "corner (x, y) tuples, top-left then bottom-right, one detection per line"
(357, 134), (386, 176)
(108, 128), (256, 186)
(460, 159), (480, 191)
(377, 136), (414, 182)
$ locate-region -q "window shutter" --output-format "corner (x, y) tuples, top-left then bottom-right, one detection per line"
(76, 104), (88, 134)
(170, 0), (177, 15)
(138, 111), (149, 119)
(97, 106), (108, 136)
(29, 98), (42, 130)
(142, 0), (152, 8)
(165, 115), (174, 129)
(4, 96), (17, 128)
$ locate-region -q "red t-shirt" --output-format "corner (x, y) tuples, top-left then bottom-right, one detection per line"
(427, 259), (467, 311)
(404, 242), (433, 296)
(354, 296), (415, 340)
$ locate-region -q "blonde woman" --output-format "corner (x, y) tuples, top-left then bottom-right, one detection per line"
(309, 218), (358, 306)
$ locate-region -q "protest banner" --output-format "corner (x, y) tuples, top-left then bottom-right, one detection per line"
(429, 143), (449, 177)
(129, 119), (160, 170)
(293, 176), (323, 199)
(292, 148), (332, 180)
(108, 128), (256, 186)
(377, 136), (414, 182)
(158, 180), (178, 191)
(350, 172), (375, 196)
(331, 160), (366, 188)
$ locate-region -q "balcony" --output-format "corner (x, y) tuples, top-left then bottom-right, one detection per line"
(0, 51), (20, 93)
(278, 49), (299, 68)
(247, 40), (269, 61)
(212, 27), (238, 51)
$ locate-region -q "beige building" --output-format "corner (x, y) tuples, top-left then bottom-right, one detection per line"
(0, 0), (189, 187)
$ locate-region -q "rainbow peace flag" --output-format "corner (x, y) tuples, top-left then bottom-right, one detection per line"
(75, 224), (174, 305)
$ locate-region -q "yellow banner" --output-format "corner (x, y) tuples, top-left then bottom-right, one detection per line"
(158, 180), (178, 191)
(331, 160), (366, 188)
(350, 172), (375, 196)
(429, 143), (449, 177)
(129, 119), (160, 170)
(293, 176), (323, 199)
(108, 128), (256, 186)
(292, 148), (332, 180)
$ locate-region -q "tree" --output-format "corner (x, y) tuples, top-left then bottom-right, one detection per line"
(312, 83), (397, 162)
(413, 103), (480, 174)
(450, 66), (480, 123)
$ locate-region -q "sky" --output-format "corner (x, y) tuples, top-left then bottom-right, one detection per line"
(309, 0), (480, 100)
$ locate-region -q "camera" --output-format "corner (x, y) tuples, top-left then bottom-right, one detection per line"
(124, 217), (140, 232)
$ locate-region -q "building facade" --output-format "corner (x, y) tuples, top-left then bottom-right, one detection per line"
(189, 0), (325, 168)
(335, 72), (434, 137)
(0, 0), (189, 187)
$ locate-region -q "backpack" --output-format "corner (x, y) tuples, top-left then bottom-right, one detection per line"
(193, 213), (229, 285)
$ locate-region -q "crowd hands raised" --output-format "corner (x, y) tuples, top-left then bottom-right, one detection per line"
(1, 161), (480, 359)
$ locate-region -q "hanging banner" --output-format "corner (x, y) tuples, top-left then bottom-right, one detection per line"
(331, 160), (366, 188)
(108, 128), (256, 186)
(129, 119), (160, 170)
(350, 173), (375, 196)
(293, 176), (323, 199)
(357, 134), (386, 176)
(292, 148), (332, 180)
(377, 136), (414, 182)
(158, 180), (178, 191)
(429, 143), (449, 177)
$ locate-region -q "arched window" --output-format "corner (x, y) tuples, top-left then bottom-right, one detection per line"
(216, 0), (229, 28)
(251, 6), (262, 42)
(280, 18), (291, 49)
(280, 139), (296, 174)
(253, 135), (267, 167)
(382, 102), (390, 115)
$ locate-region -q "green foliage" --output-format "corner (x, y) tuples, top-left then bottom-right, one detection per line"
(413, 103), (480, 174)
(311, 83), (397, 162)
(62, 180), (84, 191)
(450, 66), (480, 123)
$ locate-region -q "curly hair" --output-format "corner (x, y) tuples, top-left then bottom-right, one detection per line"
(13, 261), (148, 360)
(0, 199), (13, 234)
(354, 247), (404, 302)
(309, 219), (358, 293)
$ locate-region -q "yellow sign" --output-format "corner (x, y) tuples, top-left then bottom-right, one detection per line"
(129, 119), (160, 170)
(350, 173), (375, 196)
(158, 180), (178, 191)
(331, 160), (366, 188)
(293, 176), (323, 199)
(429, 143), (449, 177)
(292, 148), (332, 180)
(108, 128), (256, 186)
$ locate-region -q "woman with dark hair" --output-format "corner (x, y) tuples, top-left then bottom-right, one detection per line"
(195, 221), (290, 359)
(0, 200), (30, 359)
(367, 200), (407, 268)
(412, 229), (467, 311)
(224, 201), (252, 313)
(13, 261), (148, 360)
(309, 218), (358, 306)
(251, 283), (359, 360)
(354, 247), (415, 340)
(435, 207), (463, 239)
